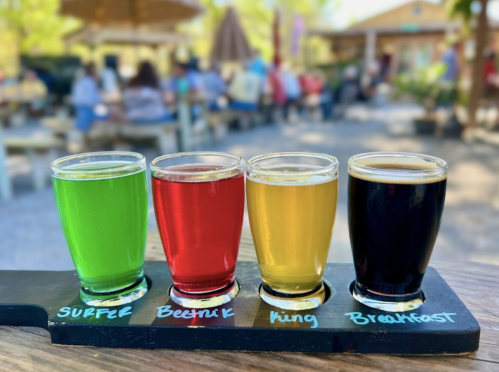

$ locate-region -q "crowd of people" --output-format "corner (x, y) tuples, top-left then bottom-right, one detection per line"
(0, 49), (388, 132)
(68, 49), (370, 132)
(3, 40), (499, 133)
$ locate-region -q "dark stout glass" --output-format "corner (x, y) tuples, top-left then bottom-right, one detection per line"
(348, 153), (447, 311)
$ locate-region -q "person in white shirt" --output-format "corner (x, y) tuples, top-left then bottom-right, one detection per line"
(100, 56), (121, 101)
(71, 63), (103, 132)
(228, 63), (261, 111)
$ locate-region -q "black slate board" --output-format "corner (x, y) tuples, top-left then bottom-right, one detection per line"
(0, 261), (480, 354)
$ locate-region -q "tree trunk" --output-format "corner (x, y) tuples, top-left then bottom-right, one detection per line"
(465, 0), (488, 138)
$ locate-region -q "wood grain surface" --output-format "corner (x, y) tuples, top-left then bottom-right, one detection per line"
(0, 229), (496, 372)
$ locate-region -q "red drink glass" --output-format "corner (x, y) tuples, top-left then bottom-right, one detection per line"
(151, 152), (245, 308)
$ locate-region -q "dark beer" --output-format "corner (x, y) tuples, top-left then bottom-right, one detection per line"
(348, 153), (447, 304)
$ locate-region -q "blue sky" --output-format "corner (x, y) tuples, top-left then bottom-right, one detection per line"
(327, 0), (499, 30)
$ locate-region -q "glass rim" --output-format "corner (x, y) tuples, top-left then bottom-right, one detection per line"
(51, 151), (145, 176)
(150, 151), (244, 176)
(348, 152), (448, 179)
(246, 152), (339, 177)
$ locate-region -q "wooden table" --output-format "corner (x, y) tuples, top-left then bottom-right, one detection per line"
(1, 230), (497, 372)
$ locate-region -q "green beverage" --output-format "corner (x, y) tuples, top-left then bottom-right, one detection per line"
(52, 152), (148, 306)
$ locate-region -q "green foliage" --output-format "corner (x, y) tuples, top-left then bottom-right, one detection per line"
(445, 0), (473, 33)
(0, 0), (80, 74)
(395, 63), (455, 111)
(0, 0), (80, 54)
(0, 0), (338, 74)
(188, 0), (338, 65)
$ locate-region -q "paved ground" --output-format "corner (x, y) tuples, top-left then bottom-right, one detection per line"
(2, 103), (499, 270)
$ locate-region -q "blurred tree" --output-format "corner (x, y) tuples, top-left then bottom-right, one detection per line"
(0, 0), (80, 75)
(446, 0), (488, 136)
(0, 0), (80, 54)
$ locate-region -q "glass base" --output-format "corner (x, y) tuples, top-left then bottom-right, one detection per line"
(260, 282), (326, 310)
(352, 282), (425, 312)
(80, 276), (148, 307)
(170, 280), (240, 309)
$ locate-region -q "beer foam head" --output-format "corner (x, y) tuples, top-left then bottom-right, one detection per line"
(153, 163), (242, 182)
(247, 164), (337, 186)
(151, 152), (244, 183)
(246, 153), (338, 186)
(348, 152), (447, 184)
(52, 151), (146, 180)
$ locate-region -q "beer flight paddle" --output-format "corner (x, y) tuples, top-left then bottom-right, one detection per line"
(0, 151), (480, 354)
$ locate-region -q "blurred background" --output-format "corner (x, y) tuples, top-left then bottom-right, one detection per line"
(1, 0), (498, 270)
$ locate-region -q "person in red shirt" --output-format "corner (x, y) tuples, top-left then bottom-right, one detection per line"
(269, 67), (286, 106)
(300, 71), (324, 118)
(484, 50), (498, 96)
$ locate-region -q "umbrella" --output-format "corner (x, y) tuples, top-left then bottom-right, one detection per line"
(65, 26), (190, 46)
(273, 10), (281, 68)
(210, 6), (252, 63)
(60, 0), (204, 25)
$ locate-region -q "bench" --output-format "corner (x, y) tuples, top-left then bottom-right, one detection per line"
(119, 122), (178, 154)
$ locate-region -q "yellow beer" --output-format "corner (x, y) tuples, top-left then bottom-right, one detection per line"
(247, 167), (338, 294)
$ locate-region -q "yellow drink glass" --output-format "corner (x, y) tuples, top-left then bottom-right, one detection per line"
(246, 152), (339, 310)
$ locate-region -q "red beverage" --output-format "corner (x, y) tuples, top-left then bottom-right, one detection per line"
(152, 164), (245, 294)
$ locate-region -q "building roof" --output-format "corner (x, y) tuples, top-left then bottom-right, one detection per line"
(310, 0), (499, 38)
(347, 0), (447, 31)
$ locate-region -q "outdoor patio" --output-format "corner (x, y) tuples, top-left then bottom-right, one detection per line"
(2, 103), (499, 271)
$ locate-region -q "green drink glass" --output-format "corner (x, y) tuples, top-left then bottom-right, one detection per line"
(51, 151), (149, 306)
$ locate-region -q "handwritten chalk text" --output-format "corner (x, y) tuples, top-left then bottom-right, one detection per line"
(57, 306), (133, 320)
(345, 312), (457, 325)
(156, 306), (234, 319)
(270, 311), (318, 329)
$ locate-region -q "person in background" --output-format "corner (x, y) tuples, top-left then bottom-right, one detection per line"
(100, 56), (126, 121)
(226, 62), (261, 129)
(123, 61), (172, 124)
(335, 65), (359, 119)
(321, 69), (338, 121)
(17, 69), (48, 115)
(379, 45), (393, 82)
(281, 64), (302, 122)
(441, 41), (462, 82)
(163, 57), (204, 104)
(100, 56), (121, 100)
(228, 61), (261, 119)
(300, 69), (324, 119)
(20, 69), (47, 98)
(484, 49), (498, 96)
(199, 60), (227, 112)
(71, 62), (103, 132)
(248, 49), (267, 79)
(361, 60), (381, 101)
(248, 49), (271, 124)
(268, 65), (286, 120)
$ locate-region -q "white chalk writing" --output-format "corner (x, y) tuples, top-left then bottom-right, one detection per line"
(57, 306), (132, 320)
(270, 311), (318, 329)
(344, 312), (457, 325)
(156, 306), (234, 319)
